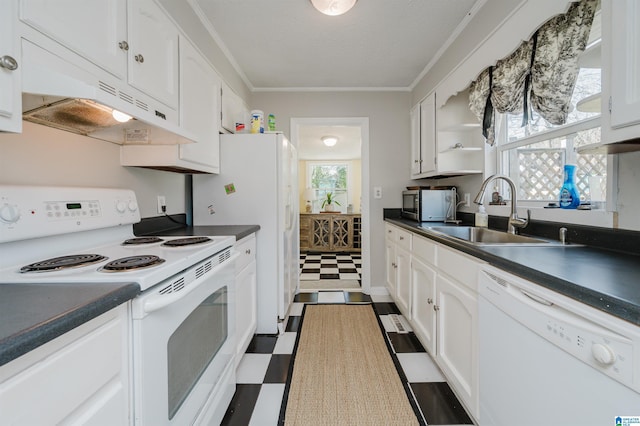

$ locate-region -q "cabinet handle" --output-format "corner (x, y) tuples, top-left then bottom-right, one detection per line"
(245, 249), (251, 255)
(118, 41), (129, 51)
(135, 54), (144, 63)
(0, 55), (18, 71)
(433, 305), (440, 311)
(427, 298), (433, 304)
(399, 236), (404, 240)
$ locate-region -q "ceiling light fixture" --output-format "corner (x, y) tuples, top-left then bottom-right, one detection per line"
(322, 136), (338, 147)
(310, 0), (357, 16)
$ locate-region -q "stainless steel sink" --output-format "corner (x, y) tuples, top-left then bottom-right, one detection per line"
(425, 226), (561, 246)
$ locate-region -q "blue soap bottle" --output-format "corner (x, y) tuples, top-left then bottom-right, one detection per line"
(559, 164), (580, 209)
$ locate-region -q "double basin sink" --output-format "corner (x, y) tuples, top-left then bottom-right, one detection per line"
(419, 225), (570, 247)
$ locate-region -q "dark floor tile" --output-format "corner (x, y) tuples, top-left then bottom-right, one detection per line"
(220, 384), (262, 426)
(319, 273), (340, 279)
(304, 259), (321, 263)
(263, 354), (292, 383)
(338, 268), (358, 273)
(387, 332), (426, 353)
(410, 382), (473, 425)
(373, 302), (401, 315)
(344, 292), (371, 303)
(285, 315), (302, 332)
(300, 268), (320, 274)
(245, 334), (278, 353)
(321, 254), (336, 259)
(337, 259), (354, 263)
(294, 292), (318, 303)
(320, 263), (338, 268)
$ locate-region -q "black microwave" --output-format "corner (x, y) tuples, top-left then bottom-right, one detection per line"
(401, 189), (452, 222)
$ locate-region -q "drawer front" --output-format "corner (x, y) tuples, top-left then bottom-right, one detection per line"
(437, 245), (481, 291)
(385, 223), (397, 242)
(235, 234), (256, 273)
(395, 227), (412, 251)
(412, 234), (436, 265)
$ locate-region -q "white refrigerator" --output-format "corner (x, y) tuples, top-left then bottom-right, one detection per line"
(193, 132), (299, 334)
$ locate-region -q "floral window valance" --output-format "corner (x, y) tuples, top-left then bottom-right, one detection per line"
(469, 0), (599, 145)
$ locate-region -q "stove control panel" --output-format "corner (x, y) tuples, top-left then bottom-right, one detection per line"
(0, 185), (140, 243)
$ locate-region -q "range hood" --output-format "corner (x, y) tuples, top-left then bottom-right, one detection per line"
(20, 39), (197, 145)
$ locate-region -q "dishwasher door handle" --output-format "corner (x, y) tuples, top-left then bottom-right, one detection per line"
(520, 289), (554, 306)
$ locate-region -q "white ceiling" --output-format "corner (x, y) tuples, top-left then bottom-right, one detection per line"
(297, 125), (362, 160)
(190, 0), (479, 91)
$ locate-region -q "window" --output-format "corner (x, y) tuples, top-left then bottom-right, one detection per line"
(496, 32), (606, 208)
(307, 162), (349, 212)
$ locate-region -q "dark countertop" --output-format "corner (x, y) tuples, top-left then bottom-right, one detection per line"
(0, 282), (139, 367)
(385, 218), (640, 327)
(145, 225), (260, 241)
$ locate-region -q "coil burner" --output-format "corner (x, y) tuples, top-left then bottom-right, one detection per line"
(101, 255), (166, 272)
(122, 237), (164, 245)
(161, 237), (213, 247)
(20, 254), (108, 273)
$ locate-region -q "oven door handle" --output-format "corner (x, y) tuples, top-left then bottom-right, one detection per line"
(143, 252), (239, 314)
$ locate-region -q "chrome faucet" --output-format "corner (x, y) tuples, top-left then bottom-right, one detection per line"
(474, 174), (530, 234)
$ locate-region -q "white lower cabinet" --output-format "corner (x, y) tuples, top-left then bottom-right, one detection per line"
(235, 234), (257, 366)
(0, 304), (130, 425)
(385, 225), (481, 422)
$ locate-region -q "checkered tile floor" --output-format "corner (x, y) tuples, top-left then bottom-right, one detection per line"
(299, 252), (361, 282)
(221, 291), (473, 425)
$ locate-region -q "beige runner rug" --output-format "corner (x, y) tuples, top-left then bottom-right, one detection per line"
(283, 304), (419, 425)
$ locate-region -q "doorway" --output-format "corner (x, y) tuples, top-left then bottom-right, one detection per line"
(290, 117), (370, 294)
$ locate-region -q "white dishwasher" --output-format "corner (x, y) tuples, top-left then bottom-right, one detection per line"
(478, 265), (640, 426)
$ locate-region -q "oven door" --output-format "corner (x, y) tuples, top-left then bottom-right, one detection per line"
(131, 251), (239, 426)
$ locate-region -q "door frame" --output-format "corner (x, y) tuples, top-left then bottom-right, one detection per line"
(290, 117), (370, 293)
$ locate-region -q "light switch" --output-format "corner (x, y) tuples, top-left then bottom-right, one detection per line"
(373, 186), (382, 199)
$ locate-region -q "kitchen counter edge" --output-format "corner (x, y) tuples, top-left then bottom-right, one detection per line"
(0, 282), (140, 367)
(385, 218), (640, 327)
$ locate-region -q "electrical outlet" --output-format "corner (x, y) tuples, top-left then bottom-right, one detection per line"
(157, 195), (166, 214)
(464, 193), (471, 207)
(374, 186), (383, 199)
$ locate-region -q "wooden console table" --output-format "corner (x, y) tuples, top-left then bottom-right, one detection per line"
(300, 213), (361, 252)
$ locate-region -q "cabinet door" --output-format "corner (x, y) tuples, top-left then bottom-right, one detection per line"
(395, 246), (412, 319)
(20, 0), (127, 79)
(419, 92), (437, 176)
(385, 239), (397, 297)
(331, 216), (353, 250)
(410, 256), (437, 355)
(436, 273), (478, 418)
(128, 0), (179, 109)
(236, 260), (257, 364)
(179, 36), (220, 172)
(221, 81), (246, 133)
(310, 216), (331, 250)
(0, 0), (21, 133)
(410, 103), (422, 177)
(609, 0), (640, 129)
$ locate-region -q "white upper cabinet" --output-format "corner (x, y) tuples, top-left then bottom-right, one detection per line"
(20, 0), (128, 80)
(221, 81), (247, 134)
(602, 0), (640, 146)
(127, 0), (179, 109)
(20, 0), (179, 111)
(178, 36), (220, 173)
(0, 0), (21, 133)
(411, 92), (437, 178)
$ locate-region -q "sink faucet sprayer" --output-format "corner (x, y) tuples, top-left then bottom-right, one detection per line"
(474, 175), (530, 234)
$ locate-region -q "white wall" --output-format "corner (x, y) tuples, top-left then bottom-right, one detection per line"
(0, 122), (186, 218)
(252, 91), (413, 290)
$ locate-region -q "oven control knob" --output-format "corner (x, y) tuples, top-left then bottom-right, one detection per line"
(116, 201), (127, 213)
(592, 343), (616, 365)
(128, 201), (138, 212)
(0, 203), (20, 224)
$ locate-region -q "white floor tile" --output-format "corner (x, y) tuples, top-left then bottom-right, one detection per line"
(396, 352), (446, 383)
(339, 273), (360, 280)
(249, 383), (286, 426)
(299, 273), (320, 280)
(273, 332), (297, 354)
(371, 294), (393, 303)
(288, 302), (304, 316)
(236, 353), (271, 384)
(317, 291), (345, 304)
(320, 267), (339, 274)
